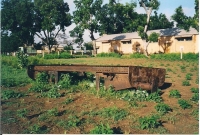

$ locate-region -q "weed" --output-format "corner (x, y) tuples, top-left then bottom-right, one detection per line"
(155, 103), (171, 115)
(182, 80), (190, 86)
(17, 51), (28, 68)
(1, 90), (25, 100)
(99, 107), (127, 121)
(180, 65), (186, 71)
(195, 77), (199, 84)
(121, 89), (149, 102)
(16, 108), (28, 118)
(147, 91), (162, 103)
(38, 113), (48, 121)
(57, 115), (81, 129)
(166, 68), (173, 72)
(191, 109), (199, 120)
(2, 110), (17, 124)
(47, 108), (59, 116)
(169, 89), (181, 98)
(63, 96), (74, 105)
(90, 123), (114, 134)
(190, 93), (199, 102)
(185, 73), (192, 80)
(42, 85), (61, 98)
(178, 99), (192, 109)
(190, 87), (199, 93)
(23, 124), (48, 134)
(58, 74), (71, 89)
(139, 115), (160, 129)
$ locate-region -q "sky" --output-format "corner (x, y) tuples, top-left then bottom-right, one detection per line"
(64, 0), (196, 43)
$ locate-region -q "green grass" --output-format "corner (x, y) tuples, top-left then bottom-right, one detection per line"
(1, 65), (31, 87)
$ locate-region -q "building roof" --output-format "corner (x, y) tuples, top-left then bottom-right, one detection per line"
(96, 27), (198, 42)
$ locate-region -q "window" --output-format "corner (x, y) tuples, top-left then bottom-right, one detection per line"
(175, 36), (192, 41)
(121, 40), (131, 44)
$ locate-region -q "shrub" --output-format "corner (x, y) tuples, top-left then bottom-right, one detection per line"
(58, 74), (71, 89)
(130, 53), (147, 59)
(155, 103), (171, 115)
(178, 99), (192, 109)
(99, 107), (127, 121)
(17, 108), (28, 118)
(182, 80), (190, 86)
(139, 115), (160, 129)
(90, 123), (114, 134)
(169, 89), (181, 98)
(147, 91), (162, 103)
(96, 52), (121, 58)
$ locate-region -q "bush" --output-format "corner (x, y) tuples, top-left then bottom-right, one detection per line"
(178, 99), (192, 109)
(58, 74), (71, 89)
(139, 115), (160, 129)
(130, 53), (147, 58)
(96, 52), (121, 58)
(90, 123), (113, 134)
(155, 103), (171, 115)
(169, 89), (181, 98)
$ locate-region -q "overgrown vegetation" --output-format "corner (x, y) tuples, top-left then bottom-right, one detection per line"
(139, 115), (161, 129)
(169, 89), (181, 98)
(178, 99), (192, 109)
(90, 123), (114, 134)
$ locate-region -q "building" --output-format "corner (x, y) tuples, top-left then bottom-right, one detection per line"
(95, 27), (199, 54)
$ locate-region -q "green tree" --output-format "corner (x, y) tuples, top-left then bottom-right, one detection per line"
(1, 0), (35, 50)
(137, 0), (160, 56)
(34, 0), (72, 52)
(72, 0), (103, 55)
(172, 0), (199, 31)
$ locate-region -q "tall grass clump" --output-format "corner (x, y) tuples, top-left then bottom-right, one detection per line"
(130, 53), (147, 59)
(96, 52), (121, 58)
(150, 53), (198, 61)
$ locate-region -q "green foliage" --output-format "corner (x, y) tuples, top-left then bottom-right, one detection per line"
(58, 74), (71, 89)
(147, 91), (162, 103)
(139, 115), (160, 129)
(17, 51), (28, 68)
(191, 109), (199, 120)
(155, 103), (171, 115)
(182, 80), (190, 86)
(169, 89), (181, 98)
(178, 99), (192, 109)
(57, 115), (81, 129)
(190, 87), (199, 93)
(2, 64), (31, 87)
(121, 89), (149, 102)
(99, 107), (127, 121)
(17, 108), (28, 118)
(42, 85), (61, 98)
(44, 52), (73, 59)
(47, 108), (59, 116)
(1, 90), (24, 100)
(23, 124), (48, 134)
(148, 32), (159, 42)
(96, 52), (121, 58)
(190, 93), (199, 102)
(185, 73), (192, 80)
(90, 123), (114, 134)
(130, 53), (147, 58)
(150, 53), (198, 61)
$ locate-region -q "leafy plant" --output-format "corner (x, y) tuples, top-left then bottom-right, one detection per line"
(190, 93), (199, 102)
(182, 80), (190, 86)
(99, 107), (127, 121)
(178, 99), (192, 109)
(17, 108), (28, 118)
(185, 73), (192, 80)
(1, 90), (24, 100)
(90, 123), (114, 134)
(169, 89), (181, 98)
(58, 74), (71, 89)
(47, 108), (59, 116)
(190, 87), (199, 93)
(17, 51), (28, 68)
(147, 91), (162, 103)
(42, 85), (61, 98)
(191, 109), (199, 120)
(139, 115), (160, 129)
(23, 124), (48, 134)
(155, 103), (171, 115)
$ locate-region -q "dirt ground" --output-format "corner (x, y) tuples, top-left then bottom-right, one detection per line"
(1, 58), (199, 134)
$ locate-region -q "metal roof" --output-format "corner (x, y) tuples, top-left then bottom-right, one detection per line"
(96, 27), (198, 42)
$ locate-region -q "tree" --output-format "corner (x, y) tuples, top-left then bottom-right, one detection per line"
(1, 0), (35, 49)
(72, 0), (103, 55)
(70, 27), (84, 47)
(172, 0), (199, 31)
(137, 0), (160, 56)
(34, 0), (72, 52)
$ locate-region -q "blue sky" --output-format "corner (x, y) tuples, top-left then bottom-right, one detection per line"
(65, 0), (196, 43)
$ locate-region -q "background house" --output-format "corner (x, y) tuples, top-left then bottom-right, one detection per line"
(95, 27), (199, 54)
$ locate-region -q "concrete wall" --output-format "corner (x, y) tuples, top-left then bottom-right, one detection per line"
(96, 34), (199, 54)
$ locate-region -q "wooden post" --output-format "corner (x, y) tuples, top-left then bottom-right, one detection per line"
(54, 71), (58, 84)
(96, 73), (100, 90)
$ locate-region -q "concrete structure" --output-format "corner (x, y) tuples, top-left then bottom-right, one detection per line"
(95, 27), (199, 54)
